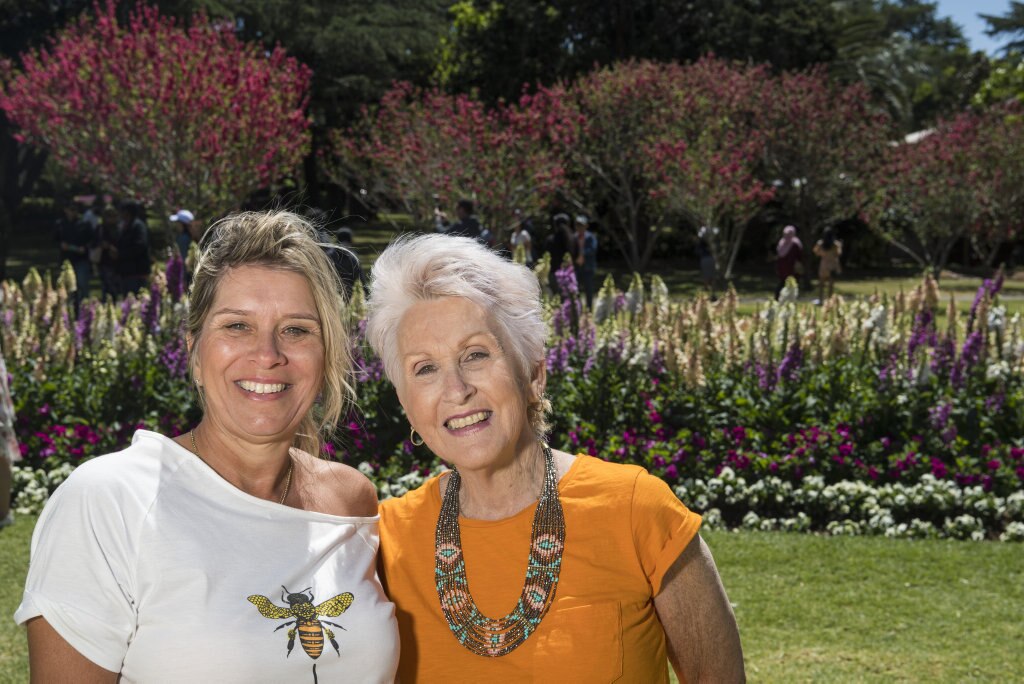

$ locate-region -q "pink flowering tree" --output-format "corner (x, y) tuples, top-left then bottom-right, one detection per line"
(523, 59), (775, 274)
(521, 61), (680, 273)
(327, 82), (563, 242)
(761, 68), (893, 251)
(863, 110), (986, 272)
(969, 103), (1024, 266)
(0, 1), (312, 223)
(647, 58), (776, 279)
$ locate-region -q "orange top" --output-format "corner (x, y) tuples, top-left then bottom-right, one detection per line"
(379, 455), (702, 682)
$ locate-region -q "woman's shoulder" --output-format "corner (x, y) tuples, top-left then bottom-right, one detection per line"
(378, 475), (442, 521)
(567, 454), (649, 492)
(66, 431), (179, 487)
(41, 431), (181, 524)
(292, 451), (379, 517)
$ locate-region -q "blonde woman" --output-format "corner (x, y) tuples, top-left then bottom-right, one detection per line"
(17, 211), (398, 682)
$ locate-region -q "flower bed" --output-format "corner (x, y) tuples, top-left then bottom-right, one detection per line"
(3, 254), (1022, 539)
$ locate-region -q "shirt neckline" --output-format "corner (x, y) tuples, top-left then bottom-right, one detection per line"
(428, 453), (589, 529)
(135, 429), (380, 524)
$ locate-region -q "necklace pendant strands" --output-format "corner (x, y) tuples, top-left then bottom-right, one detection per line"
(189, 430), (293, 505)
(434, 444), (566, 657)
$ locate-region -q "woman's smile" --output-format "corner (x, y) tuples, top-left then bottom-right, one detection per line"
(235, 379), (290, 396)
(445, 410), (493, 431)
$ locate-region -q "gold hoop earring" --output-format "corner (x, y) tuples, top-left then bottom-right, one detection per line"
(410, 427), (424, 446)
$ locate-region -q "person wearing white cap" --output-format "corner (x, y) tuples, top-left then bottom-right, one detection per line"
(170, 209), (196, 261)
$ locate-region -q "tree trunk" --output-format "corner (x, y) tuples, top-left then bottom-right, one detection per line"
(983, 240), (1003, 269)
(723, 219), (746, 281)
(936, 237), (959, 276)
(303, 126), (323, 208)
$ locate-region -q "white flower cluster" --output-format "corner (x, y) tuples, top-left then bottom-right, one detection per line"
(673, 471), (1022, 541)
(377, 464), (449, 500)
(11, 462), (74, 515)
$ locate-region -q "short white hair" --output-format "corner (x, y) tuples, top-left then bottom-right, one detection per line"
(365, 233), (550, 436)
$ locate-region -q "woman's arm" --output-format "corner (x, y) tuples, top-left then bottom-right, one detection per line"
(654, 534), (745, 683)
(26, 617), (119, 684)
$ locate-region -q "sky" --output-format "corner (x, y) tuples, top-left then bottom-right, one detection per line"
(933, 0), (1015, 55)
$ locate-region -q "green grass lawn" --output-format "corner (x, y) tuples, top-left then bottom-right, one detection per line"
(1, 517), (1020, 682)
(0, 516), (31, 683)
(703, 530), (1024, 682)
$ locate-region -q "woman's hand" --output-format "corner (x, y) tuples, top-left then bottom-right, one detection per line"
(654, 535), (745, 683)
(26, 617), (119, 683)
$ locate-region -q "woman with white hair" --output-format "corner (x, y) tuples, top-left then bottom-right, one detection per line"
(367, 233), (744, 682)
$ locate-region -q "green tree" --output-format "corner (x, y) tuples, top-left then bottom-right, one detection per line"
(434, 0), (841, 103)
(982, 0), (1024, 53)
(228, 0), (448, 204)
(973, 56), (1024, 106)
(829, 0), (984, 131)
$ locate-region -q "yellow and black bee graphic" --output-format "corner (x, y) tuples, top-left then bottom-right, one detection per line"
(248, 586), (354, 664)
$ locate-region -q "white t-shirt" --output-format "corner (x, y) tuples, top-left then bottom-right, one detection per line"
(15, 430), (399, 682)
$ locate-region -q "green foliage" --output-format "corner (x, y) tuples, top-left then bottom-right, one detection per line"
(434, 0), (843, 104)
(981, 0), (1024, 54)
(231, 0), (449, 125)
(973, 54), (1024, 107)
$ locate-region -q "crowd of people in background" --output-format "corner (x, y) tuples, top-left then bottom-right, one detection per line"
(434, 198), (602, 308)
(49, 192), (851, 312)
(428, 197), (851, 311)
(53, 196), (153, 304)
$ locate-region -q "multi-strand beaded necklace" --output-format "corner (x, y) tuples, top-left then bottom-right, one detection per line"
(434, 444), (566, 656)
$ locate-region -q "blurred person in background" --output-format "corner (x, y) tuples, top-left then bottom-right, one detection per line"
(0, 342), (20, 530)
(54, 200), (95, 310)
(170, 209), (197, 259)
(697, 226), (718, 301)
(813, 228), (843, 303)
(111, 200), (151, 296)
(573, 214), (598, 309)
(774, 224), (803, 300)
(508, 211), (534, 265)
(545, 213), (573, 295)
(444, 199), (483, 243)
(96, 202), (123, 299)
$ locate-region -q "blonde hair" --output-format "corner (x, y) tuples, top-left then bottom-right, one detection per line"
(187, 210), (352, 456)
(365, 233), (551, 438)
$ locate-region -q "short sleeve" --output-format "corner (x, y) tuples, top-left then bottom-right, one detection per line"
(14, 463), (138, 672)
(630, 470), (702, 596)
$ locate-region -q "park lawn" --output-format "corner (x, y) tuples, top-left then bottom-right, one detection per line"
(703, 529), (1024, 682)
(0, 515), (31, 683)
(1, 519), (1021, 682)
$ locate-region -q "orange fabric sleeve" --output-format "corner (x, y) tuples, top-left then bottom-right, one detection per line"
(630, 470), (703, 596)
